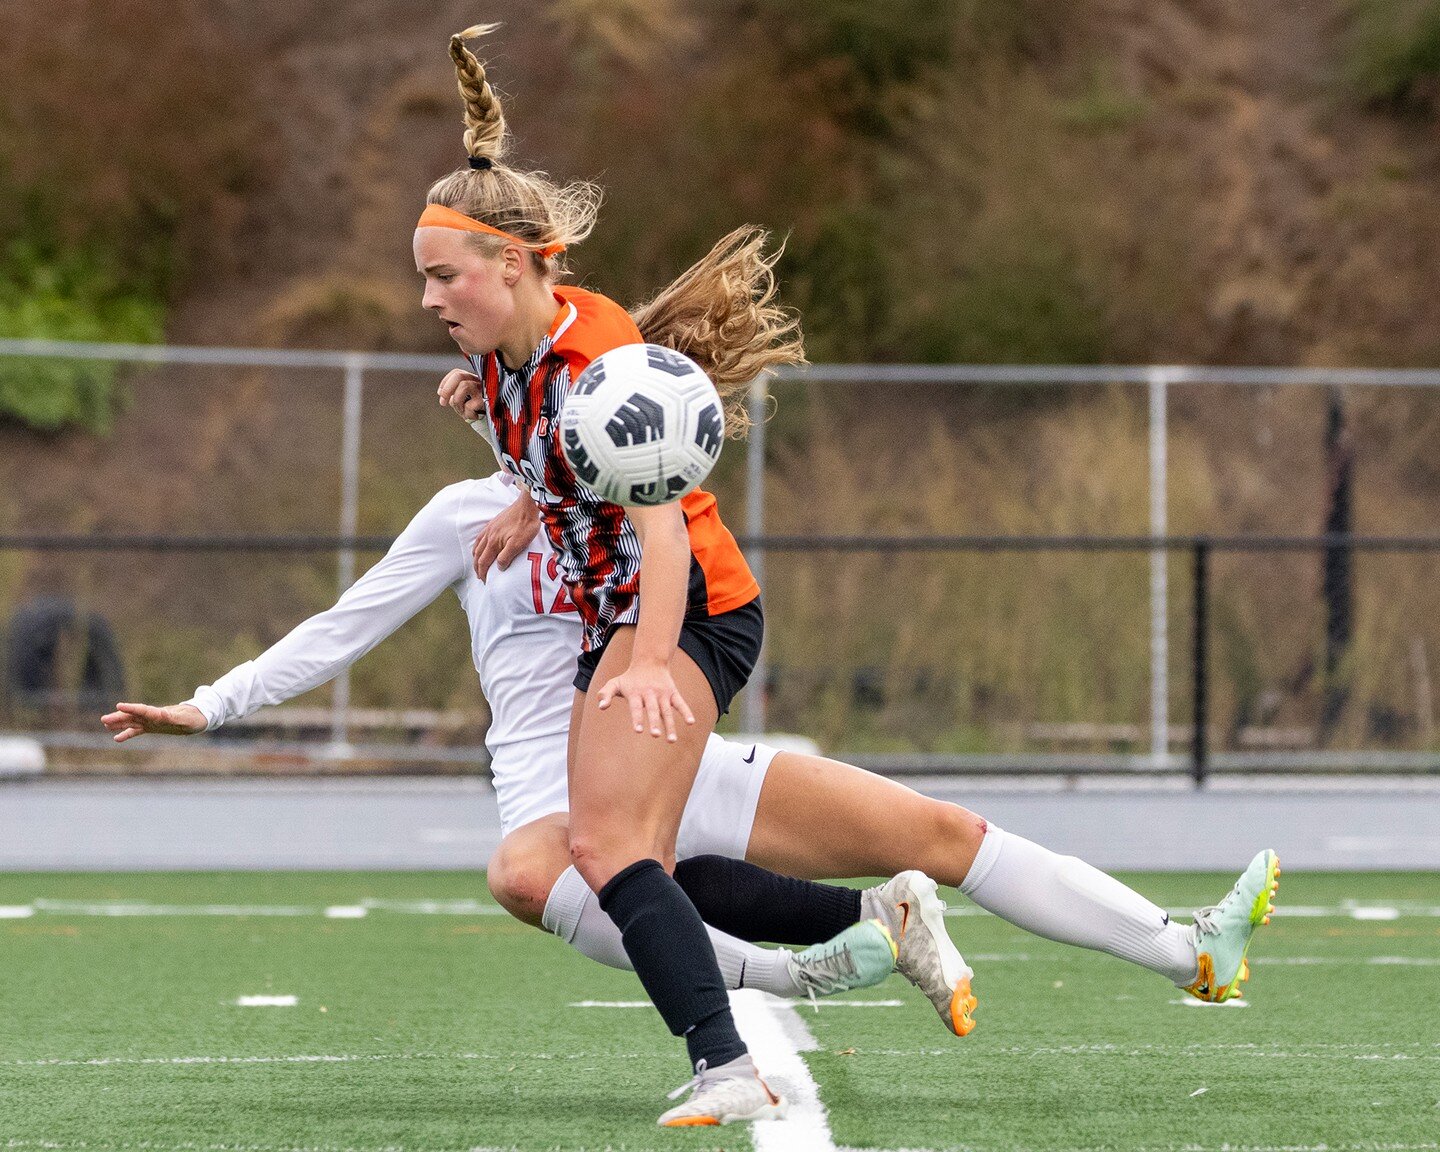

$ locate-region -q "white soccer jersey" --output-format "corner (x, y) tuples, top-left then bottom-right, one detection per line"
(187, 475), (577, 764)
(184, 474), (777, 839)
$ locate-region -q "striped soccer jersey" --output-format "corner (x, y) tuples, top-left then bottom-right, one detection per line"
(468, 285), (758, 651)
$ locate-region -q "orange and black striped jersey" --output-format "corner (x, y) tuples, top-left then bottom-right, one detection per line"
(468, 285), (759, 651)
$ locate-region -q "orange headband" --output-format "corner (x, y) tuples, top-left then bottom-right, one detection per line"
(416, 203), (566, 258)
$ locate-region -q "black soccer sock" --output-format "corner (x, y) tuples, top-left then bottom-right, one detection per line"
(673, 854), (863, 945)
(597, 858), (748, 1071)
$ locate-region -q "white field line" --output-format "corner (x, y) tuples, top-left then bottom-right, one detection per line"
(7, 897), (1440, 919)
(730, 988), (835, 1152)
(235, 995), (298, 1007)
(2, 1142), (520, 1152)
(3, 1051), (655, 1069)
(28, 900), (317, 917)
(571, 999), (904, 1009)
(9, 1039), (1440, 1073)
(833, 1144), (1440, 1152)
(569, 1000), (653, 1008)
(1171, 998), (1249, 1008)
(848, 1040), (1440, 1062)
(16, 1142), (1432, 1152)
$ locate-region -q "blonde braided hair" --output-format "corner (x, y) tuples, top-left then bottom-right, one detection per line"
(448, 24), (507, 163)
(426, 25), (600, 272)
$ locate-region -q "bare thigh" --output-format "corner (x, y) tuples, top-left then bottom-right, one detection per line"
(744, 751), (988, 889)
(567, 627), (720, 890)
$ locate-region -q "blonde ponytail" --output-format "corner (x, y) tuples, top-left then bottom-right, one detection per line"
(426, 25), (600, 273)
(448, 23), (507, 164)
(630, 228), (806, 437)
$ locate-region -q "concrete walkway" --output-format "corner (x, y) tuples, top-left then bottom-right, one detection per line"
(2, 774), (1437, 871)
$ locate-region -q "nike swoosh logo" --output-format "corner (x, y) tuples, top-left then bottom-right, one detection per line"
(898, 900), (911, 940)
(1162, 913), (1170, 926)
(743, 746), (757, 764)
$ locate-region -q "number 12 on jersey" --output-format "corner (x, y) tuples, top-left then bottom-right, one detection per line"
(528, 552), (578, 615)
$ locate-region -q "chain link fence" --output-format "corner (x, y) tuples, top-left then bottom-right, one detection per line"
(4, 338), (1439, 780)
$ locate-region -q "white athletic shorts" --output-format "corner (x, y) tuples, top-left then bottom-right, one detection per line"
(492, 732), (779, 861)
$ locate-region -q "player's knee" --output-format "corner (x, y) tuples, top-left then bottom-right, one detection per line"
(569, 833), (659, 893)
(567, 834), (618, 891)
(487, 844), (562, 927)
(927, 802), (988, 877)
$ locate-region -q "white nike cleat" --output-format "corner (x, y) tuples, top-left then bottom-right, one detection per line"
(861, 870), (977, 1036)
(657, 1055), (787, 1127)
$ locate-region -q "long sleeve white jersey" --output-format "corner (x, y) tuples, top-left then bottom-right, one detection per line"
(185, 475), (581, 770)
(182, 473), (778, 841)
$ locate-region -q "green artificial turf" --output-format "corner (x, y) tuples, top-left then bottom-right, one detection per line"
(1, 871), (1437, 1152)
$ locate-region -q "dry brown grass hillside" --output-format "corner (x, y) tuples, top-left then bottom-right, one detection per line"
(5, 0), (1440, 755)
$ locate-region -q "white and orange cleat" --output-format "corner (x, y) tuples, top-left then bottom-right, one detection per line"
(861, 870), (977, 1036)
(657, 1055), (787, 1127)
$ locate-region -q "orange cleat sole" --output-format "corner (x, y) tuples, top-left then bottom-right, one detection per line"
(950, 975), (978, 1036)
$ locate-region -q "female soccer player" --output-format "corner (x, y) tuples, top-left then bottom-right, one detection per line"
(104, 473), (1278, 1057)
(408, 23), (808, 1125)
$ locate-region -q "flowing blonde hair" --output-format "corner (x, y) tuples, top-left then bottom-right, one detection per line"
(431, 26), (805, 433)
(630, 228), (805, 436)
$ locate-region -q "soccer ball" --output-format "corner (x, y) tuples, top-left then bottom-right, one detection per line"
(561, 343), (725, 507)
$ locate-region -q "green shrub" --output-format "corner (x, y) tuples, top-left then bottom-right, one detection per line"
(1345, 0), (1440, 109)
(0, 233), (163, 433)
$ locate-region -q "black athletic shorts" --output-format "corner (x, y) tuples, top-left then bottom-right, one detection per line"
(572, 596), (764, 716)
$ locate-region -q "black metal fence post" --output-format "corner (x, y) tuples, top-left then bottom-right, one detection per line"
(1191, 537), (1211, 788)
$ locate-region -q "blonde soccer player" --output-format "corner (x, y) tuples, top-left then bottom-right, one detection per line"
(419, 22), (862, 1126)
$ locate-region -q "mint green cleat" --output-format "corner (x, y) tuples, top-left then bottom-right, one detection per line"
(1184, 849), (1281, 1003)
(787, 918), (898, 1002)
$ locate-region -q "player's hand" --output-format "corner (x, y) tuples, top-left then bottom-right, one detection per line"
(596, 660), (696, 743)
(438, 369), (485, 422)
(100, 702), (207, 743)
(473, 488), (540, 581)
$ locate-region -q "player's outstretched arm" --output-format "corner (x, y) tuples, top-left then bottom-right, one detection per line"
(97, 487), (474, 740)
(101, 702), (207, 742)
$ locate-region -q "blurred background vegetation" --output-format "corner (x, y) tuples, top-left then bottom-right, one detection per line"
(4, 0), (1440, 759)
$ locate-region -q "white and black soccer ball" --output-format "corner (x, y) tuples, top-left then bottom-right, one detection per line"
(560, 343), (725, 507)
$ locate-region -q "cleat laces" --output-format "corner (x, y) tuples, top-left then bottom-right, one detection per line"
(667, 1059), (706, 1102)
(790, 938), (861, 1009)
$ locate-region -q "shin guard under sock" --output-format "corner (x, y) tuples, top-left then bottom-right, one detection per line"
(674, 854), (862, 945)
(597, 858), (747, 1070)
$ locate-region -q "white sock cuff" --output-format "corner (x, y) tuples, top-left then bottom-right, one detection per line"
(959, 823), (1008, 896)
(540, 865), (591, 942)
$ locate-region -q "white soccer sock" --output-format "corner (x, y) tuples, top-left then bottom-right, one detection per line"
(960, 825), (1199, 985)
(540, 865), (801, 997)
